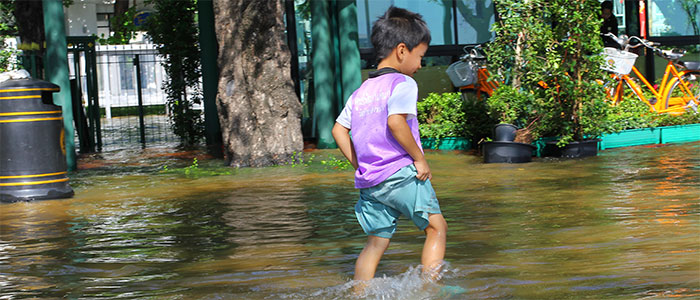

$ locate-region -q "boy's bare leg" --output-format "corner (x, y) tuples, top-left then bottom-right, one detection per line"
(353, 235), (390, 294)
(422, 213), (447, 281)
(354, 235), (390, 281)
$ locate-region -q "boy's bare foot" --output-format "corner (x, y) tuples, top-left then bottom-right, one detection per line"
(421, 261), (444, 282)
(352, 280), (368, 297)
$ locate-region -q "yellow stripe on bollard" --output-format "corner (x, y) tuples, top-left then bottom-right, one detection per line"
(0, 178), (70, 186)
(0, 117), (63, 123)
(0, 171), (68, 179)
(0, 88), (60, 93)
(0, 110), (62, 116)
(0, 95), (42, 100)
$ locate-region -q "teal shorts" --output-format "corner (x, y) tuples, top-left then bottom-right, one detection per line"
(355, 164), (442, 239)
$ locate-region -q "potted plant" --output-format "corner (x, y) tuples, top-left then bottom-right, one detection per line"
(417, 92), (489, 150)
(481, 86), (538, 163)
(480, 0), (553, 163)
(488, 0), (612, 159)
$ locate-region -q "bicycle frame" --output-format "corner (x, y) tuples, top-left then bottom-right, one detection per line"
(610, 60), (690, 113)
(459, 68), (499, 99)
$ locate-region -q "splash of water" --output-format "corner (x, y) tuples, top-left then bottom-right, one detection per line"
(281, 262), (464, 300)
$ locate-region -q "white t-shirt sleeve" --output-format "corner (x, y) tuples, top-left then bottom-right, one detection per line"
(387, 76), (418, 120)
(335, 94), (353, 129)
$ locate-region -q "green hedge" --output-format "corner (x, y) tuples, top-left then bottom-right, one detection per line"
(100, 105), (166, 118)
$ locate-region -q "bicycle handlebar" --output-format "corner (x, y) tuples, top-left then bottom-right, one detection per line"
(603, 33), (686, 60)
(459, 44), (486, 61)
(603, 33), (656, 50)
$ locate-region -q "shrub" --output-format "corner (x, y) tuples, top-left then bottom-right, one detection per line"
(417, 92), (467, 141)
(488, 0), (611, 146)
(417, 92), (496, 146)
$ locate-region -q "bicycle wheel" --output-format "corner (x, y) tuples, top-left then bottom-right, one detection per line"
(664, 71), (700, 110)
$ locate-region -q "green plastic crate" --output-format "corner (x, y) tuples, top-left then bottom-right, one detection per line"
(421, 137), (471, 150)
(660, 124), (700, 144)
(599, 127), (661, 150)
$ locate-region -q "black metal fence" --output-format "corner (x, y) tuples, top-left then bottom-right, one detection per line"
(69, 43), (183, 152)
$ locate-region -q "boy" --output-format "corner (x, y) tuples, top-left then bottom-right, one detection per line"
(331, 6), (448, 285)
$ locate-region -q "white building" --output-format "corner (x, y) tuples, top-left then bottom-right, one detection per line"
(62, 0), (193, 118)
(63, 0), (151, 44)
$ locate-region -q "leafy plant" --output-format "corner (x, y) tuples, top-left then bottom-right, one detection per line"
(605, 96), (656, 131)
(417, 92), (467, 141)
(603, 95), (700, 131)
(487, 0), (612, 146)
(0, 37), (19, 72)
(462, 92), (498, 145)
(320, 155), (352, 170)
(143, 0), (204, 147)
(289, 151), (316, 167)
(0, 2), (16, 36)
(417, 92), (496, 148)
(183, 157), (199, 175)
(160, 157), (233, 177)
(485, 85), (534, 126)
(97, 6), (139, 45)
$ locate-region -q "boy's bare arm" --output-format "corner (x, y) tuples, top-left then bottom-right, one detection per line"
(332, 122), (359, 170)
(387, 114), (431, 181)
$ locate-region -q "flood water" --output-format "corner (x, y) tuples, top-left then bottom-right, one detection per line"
(1, 143), (698, 299)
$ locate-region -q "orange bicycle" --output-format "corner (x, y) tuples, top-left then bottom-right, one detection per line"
(601, 33), (699, 114)
(446, 45), (499, 100)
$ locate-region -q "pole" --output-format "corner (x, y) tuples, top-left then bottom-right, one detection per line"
(197, 0), (223, 157)
(336, 0), (362, 105)
(43, 0), (76, 171)
(134, 55), (146, 149)
(311, 0), (337, 148)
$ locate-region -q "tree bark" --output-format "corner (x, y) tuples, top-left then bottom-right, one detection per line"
(213, 0), (303, 167)
(111, 0), (130, 42)
(13, 0), (44, 46)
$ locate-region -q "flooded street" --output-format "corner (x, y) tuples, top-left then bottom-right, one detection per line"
(1, 143), (698, 299)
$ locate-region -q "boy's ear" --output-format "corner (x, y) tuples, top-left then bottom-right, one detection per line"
(396, 43), (407, 61)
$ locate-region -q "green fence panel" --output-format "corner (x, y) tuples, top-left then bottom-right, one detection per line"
(660, 124), (700, 144)
(421, 137), (471, 150)
(599, 127), (661, 150)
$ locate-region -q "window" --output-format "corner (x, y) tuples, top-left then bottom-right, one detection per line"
(97, 13), (112, 40)
(649, 0), (700, 36)
(455, 0), (495, 44)
(356, 0), (457, 48)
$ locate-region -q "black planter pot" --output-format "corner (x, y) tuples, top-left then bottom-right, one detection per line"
(545, 139), (600, 158)
(483, 141), (536, 163)
(493, 123), (518, 142)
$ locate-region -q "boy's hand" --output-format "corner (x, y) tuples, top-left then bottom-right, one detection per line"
(387, 114), (432, 181)
(414, 158), (432, 181)
(332, 122), (358, 169)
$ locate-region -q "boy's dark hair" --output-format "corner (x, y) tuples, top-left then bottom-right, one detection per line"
(371, 6), (431, 62)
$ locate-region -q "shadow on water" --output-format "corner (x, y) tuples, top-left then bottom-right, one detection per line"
(0, 142), (698, 299)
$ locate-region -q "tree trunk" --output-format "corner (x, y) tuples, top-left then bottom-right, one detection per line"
(111, 0), (130, 42)
(13, 0), (44, 46)
(213, 0), (303, 167)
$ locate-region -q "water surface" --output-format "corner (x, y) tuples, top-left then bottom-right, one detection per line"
(1, 143), (698, 299)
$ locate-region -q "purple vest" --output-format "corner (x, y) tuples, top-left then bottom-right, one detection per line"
(350, 73), (422, 188)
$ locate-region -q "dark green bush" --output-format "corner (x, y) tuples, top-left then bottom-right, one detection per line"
(605, 95), (700, 132)
(418, 92), (467, 140)
(417, 92), (496, 146)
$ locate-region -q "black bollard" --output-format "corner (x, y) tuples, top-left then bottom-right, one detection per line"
(0, 78), (74, 202)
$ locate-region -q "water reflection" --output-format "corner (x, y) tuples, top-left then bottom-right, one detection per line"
(0, 201), (74, 297)
(0, 143), (697, 299)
